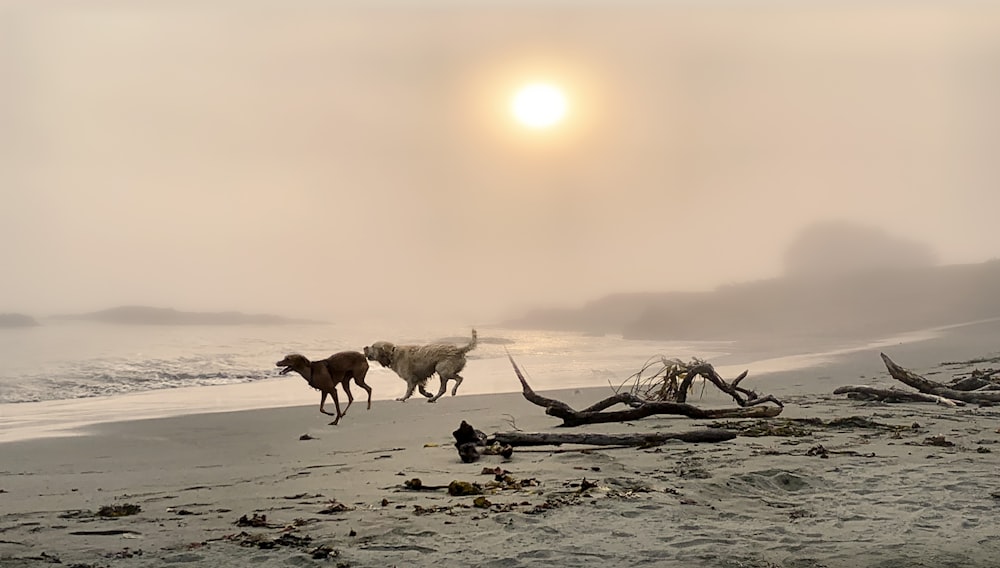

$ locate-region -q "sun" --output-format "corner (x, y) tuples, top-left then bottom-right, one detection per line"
(511, 83), (568, 129)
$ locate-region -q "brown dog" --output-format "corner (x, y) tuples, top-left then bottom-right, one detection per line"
(276, 351), (371, 425)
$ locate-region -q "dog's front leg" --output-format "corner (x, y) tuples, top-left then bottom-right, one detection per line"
(319, 392), (338, 417)
(397, 381), (417, 402)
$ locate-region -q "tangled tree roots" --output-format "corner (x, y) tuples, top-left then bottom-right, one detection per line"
(615, 355), (783, 408)
(508, 354), (783, 427)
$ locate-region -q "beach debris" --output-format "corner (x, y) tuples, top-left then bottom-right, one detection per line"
(402, 477), (446, 491)
(473, 496), (492, 508)
(879, 353), (1000, 406)
(104, 547), (142, 559)
(279, 492), (323, 500)
(447, 480), (483, 496)
(19, 552), (63, 564)
(299, 433), (316, 440)
(485, 474), (538, 491)
(453, 420), (488, 462)
(97, 503), (141, 518)
(833, 385), (965, 406)
(922, 435), (955, 447)
(483, 441), (515, 459)
(69, 529), (142, 536)
(507, 354), (782, 427)
(806, 444), (830, 458)
(318, 500), (355, 514)
(413, 504), (458, 516)
(311, 544), (337, 559)
(235, 513), (274, 528)
(58, 510), (94, 519)
(223, 530), (338, 557)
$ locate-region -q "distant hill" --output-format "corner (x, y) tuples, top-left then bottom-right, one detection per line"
(0, 313), (40, 328)
(503, 260), (1000, 341)
(51, 306), (322, 326)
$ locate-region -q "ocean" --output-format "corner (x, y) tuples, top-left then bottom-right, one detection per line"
(0, 318), (954, 442)
(0, 321), (730, 405)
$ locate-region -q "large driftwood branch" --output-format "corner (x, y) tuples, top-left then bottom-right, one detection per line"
(880, 353), (1000, 405)
(509, 354), (782, 427)
(489, 429), (737, 447)
(833, 385), (964, 407)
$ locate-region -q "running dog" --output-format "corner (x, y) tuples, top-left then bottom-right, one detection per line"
(276, 351), (371, 425)
(363, 329), (477, 402)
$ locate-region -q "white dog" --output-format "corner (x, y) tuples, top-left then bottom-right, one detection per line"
(363, 329), (477, 402)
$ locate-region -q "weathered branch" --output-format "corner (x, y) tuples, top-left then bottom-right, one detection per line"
(880, 353), (1000, 405)
(833, 385), (964, 407)
(508, 354), (782, 427)
(489, 429), (737, 447)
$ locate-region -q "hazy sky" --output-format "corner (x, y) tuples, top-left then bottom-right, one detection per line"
(2, 1), (999, 322)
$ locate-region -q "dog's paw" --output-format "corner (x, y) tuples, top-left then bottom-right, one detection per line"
(395, 397), (407, 402)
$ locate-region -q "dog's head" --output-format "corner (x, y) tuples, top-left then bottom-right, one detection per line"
(276, 353), (309, 376)
(363, 341), (395, 368)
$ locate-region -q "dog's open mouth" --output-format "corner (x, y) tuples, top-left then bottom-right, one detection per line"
(276, 363), (293, 375)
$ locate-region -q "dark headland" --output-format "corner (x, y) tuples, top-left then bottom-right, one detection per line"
(50, 305), (322, 326)
(0, 313), (40, 328)
(503, 259), (1000, 342)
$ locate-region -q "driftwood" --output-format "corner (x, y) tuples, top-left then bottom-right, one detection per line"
(619, 356), (783, 408)
(508, 354), (783, 427)
(880, 353), (1000, 405)
(833, 385), (964, 407)
(490, 429), (736, 447)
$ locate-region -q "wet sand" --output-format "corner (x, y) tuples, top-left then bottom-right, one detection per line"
(2, 321), (1000, 567)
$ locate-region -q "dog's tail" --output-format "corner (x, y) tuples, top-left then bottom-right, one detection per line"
(460, 328), (478, 354)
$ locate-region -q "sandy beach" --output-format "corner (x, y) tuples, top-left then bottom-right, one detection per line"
(3, 321), (1000, 568)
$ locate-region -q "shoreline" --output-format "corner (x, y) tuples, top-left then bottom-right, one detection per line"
(2, 322), (999, 567)
(4, 318), (998, 444)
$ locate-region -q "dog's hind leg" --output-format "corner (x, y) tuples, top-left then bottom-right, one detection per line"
(327, 388), (345, 425)
(354, 375), (373, 410)
(340, 381), (354, 417)
(428, 376), (449, 403)
(450, 374), (463, 397)
(418, 384), (434, 398)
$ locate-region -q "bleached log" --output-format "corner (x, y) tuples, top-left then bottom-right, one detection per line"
(489, 429), (737, 447)
(833, 385), (964, 407)
(881, 353), (1000, 405)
